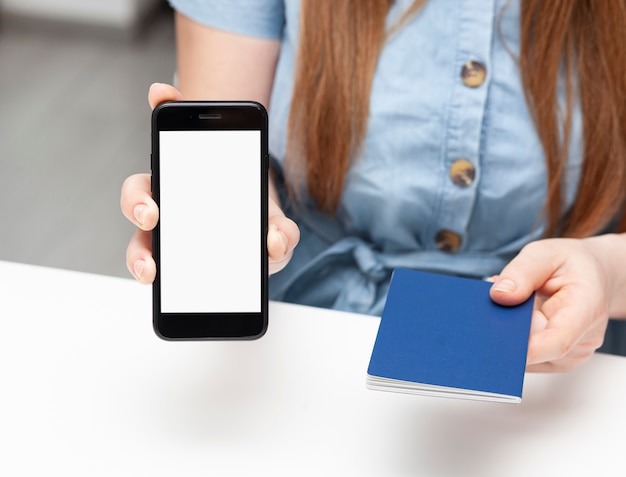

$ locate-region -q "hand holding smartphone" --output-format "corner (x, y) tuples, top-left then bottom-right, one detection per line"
(151, 101), (268, 340)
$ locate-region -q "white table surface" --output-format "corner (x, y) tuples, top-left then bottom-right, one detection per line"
(1, 260), (625, 476)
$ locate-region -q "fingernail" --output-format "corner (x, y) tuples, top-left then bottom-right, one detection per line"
(133, 260), (145, 280)
(492, 278), (517, 293)
(134, 204), (146, 226)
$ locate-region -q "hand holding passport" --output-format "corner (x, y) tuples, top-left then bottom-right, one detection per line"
(367, 268), (534, 403)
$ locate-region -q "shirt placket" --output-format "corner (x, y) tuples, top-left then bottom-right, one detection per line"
(427, 0), (497, 254)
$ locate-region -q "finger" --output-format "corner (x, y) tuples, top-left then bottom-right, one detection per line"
(267, 223), (289, 259)
(268, 214), (300, 258)
(526, 342), (596, 373)
(268, 215), (300, 274)
(525, 293), (592, 366)
(490, 241), (562, 306)
(528, 306), (548, 335)
(148, 83), (183, 110)
(526, 359), (581, 373)
(120, 174), (159, 231)
(126, 229), (157, 284)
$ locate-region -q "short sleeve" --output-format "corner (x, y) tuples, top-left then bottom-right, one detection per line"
(168, 0), (286, 39)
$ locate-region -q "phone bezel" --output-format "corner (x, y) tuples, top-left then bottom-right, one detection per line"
(151, 101), (268, 340)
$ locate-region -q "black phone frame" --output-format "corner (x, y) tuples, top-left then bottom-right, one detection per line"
(151, 101), (269, 340)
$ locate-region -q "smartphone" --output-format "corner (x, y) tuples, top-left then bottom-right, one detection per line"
(151, 101), (268, 340)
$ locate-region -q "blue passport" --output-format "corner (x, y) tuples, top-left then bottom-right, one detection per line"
(367, 268), (534, 403)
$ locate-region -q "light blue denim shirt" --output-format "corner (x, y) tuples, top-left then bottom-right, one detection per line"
(169, 0), (584, 316)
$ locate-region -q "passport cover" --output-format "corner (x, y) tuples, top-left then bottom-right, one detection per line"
(367, 268), (534, 403)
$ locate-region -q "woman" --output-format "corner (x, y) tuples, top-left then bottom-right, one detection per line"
(121, 0), (626, 371)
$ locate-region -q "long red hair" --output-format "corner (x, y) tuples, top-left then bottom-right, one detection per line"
(287, 0), (626, 237)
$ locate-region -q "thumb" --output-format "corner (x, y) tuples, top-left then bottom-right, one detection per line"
(490, 242), (555, 306)
(267, 209), (300, 275)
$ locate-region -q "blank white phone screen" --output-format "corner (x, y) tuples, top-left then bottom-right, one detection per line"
(159, 130), (261, 313)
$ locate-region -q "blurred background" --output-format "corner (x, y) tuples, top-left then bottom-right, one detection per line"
(0, 0), (175, 278)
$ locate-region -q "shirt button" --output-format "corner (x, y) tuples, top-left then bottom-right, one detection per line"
(449, 159), (476, 187)
(435, 230), (462, 253)
(461, 60), (487, 88)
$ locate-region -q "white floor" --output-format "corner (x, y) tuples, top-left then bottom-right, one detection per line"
(0, 7), (176, 278)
